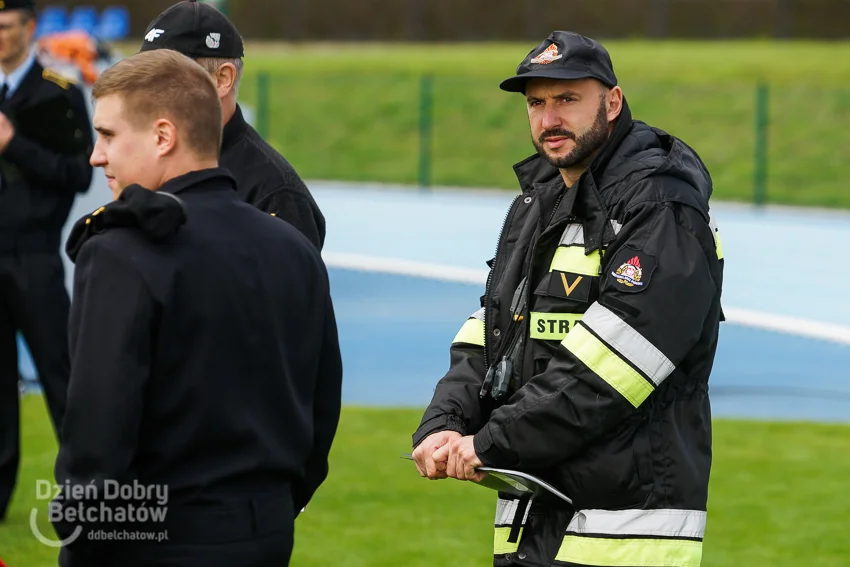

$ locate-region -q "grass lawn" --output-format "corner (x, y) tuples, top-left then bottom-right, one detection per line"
(2, 396), (850, 566)
(163, 40), (850, 209)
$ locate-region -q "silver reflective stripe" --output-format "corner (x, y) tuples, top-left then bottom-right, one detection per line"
(610, 219), (623, 236)
(581, 303), (675, 386)
(708, 209), (718, 233)
(495, 497), (530, 526)
(566, 509), (706, 539)
(471, 307), (485, 321)
(559, 223), (585, 246)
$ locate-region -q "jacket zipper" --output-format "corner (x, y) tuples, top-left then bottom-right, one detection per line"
(484, 194), (521, 370)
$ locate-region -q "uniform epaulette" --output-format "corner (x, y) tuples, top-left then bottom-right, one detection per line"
(42, 68), (75, 90)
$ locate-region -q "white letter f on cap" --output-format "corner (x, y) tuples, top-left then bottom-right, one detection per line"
(145, 28), (165, 42)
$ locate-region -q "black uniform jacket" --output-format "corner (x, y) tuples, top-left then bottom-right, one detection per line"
(0, 61), (93, 253)
(52, 169), (342, 548)
(221, 105), (326, 250)
(413, 100), (724, 566)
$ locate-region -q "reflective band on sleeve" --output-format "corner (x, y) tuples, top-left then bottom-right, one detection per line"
(494, 527), (522, 555)
(579, 304), (675, 387)
(453, 317), (485, 347)
(561, 324), (654, 407)
(567, 509), (706, 539)
(709, 211), (724, 260)
(550, 246), (601, 276)
(559, 223), (585, 246)
(610, 219), (623, 236)
(555, 536), (703, 567)
(530, 312), (584, 341)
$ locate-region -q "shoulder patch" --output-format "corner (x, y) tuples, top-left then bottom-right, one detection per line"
(608, 246), (657, 293)
(42, 68), (75, 90)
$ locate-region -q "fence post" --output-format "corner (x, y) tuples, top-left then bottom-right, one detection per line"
(257, 72), (270, 140)
(754, 83), (769, 206)
(418, 74), (434, 190)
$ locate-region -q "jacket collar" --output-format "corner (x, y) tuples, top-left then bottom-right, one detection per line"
(6, 59), (43, 108)
(158, 167), (237, 196)
(221, 104), (249, 156)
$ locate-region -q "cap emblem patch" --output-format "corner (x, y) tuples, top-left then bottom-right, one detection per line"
(206, 33), (221, 49)
(530, 44), (563, 65)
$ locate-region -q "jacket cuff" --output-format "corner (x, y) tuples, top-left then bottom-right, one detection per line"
(411, 414), (467, 448)
(473, 422), (512, 468)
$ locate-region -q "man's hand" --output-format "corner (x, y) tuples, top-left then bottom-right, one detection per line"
(434, 435), (486, 483)
(412, 430), (462, 480)
(0, 113), (15, 154)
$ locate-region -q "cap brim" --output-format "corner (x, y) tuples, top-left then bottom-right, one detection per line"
(500, 68), (603, 93)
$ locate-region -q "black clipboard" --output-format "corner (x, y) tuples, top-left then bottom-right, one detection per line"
(401, 453), (572, 505)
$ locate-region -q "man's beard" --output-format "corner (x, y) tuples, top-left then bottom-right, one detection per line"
(532, 96), (610, 170)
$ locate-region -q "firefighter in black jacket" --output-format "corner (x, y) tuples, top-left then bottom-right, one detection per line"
(412, 32), (724, 567)
(0, 0), (93, 522)
(51, 50), (342, 567)
(139, 0), (326, 250)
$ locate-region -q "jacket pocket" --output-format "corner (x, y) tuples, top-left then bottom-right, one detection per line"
(558, 420), (654, 511)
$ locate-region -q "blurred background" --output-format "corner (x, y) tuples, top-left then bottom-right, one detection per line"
(5, 1), (850, 566)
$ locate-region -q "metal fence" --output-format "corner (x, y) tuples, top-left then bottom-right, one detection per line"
(242, 73), (850, 208)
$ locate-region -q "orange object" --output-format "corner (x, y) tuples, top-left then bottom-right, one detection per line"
(37, 30), (99, 85)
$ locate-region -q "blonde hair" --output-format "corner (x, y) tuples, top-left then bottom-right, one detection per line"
(92, 49), (222, 159)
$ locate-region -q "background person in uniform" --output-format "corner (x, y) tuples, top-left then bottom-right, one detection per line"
(411, 31), (724, 567)
(139, 0), (326, 250)
(0, 0), (92, 523)
(50, 49), (343, 567)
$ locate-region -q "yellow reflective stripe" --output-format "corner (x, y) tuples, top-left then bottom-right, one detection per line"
(452, 318), (485, 347)
(556, 535), (703, 567)
(494, 526), (522, 555)
(562, 324), (654, 408)
(529, 312), (583, 340)
(550, 246), (601, 276)
(715, 230), (724, 260)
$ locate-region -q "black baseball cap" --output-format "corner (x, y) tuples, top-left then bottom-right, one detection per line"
(500, 31), (617, 93)
(0, 0), (36, 11)
(140, 0), (244, 59)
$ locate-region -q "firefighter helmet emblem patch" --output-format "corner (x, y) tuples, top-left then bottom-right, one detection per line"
(608, 247), (657, 293)
(613, 256), (643, 287)
(531, 44), (563, 65)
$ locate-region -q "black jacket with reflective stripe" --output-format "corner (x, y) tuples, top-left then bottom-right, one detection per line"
(412, 100), (723, 564)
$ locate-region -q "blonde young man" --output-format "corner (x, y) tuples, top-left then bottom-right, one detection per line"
(51, 49), (342, 567)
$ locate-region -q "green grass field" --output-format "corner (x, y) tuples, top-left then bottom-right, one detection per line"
(168, 41), (850, 208)
(3, 395), (850, 566)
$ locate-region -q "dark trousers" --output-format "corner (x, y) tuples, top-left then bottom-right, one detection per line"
(59, 492), (295, 567)
(0, 252), (70, 518)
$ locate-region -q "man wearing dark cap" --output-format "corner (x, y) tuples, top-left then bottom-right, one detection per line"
(412, 31), (724, 567)
(0, 0), (93, 523)
(139, 0), (325, 250)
